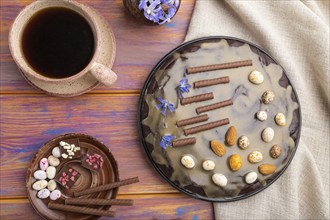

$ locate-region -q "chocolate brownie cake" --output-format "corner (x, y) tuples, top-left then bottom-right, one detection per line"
(139, 37), (301, 201)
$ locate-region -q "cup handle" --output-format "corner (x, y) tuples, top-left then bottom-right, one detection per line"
(90, 63), (117, 86)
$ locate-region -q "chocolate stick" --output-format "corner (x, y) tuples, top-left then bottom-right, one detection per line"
(196, 99), (233, 114)
(186, 60), (252, 74)
(48, 203), (115, 217)
(176, 114), (209, 127)
(65, 198), (133, 206)
(74, 177), (139, 197)
(172, 137), (196, 147)
(184, 118), (230, 136)
(180, 92), (214, 105)
(193, 76), (230, 88)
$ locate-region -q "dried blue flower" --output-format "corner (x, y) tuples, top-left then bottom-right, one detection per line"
(178, 78), (191, 98)
(160, 134), (174, 149)
(138, 0), (179, 24)
(159, 0), (178, 22)
(155, 97), (175, 115)
(138, 0), (162, 23)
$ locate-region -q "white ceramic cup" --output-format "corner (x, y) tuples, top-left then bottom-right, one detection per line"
(9, 0), (117, 87)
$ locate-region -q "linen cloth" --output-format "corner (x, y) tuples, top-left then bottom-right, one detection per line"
(184, 1), (329, 219)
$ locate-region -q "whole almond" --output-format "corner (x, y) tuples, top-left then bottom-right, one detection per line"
(258, 164), (276, 175)
(210, 140), (226, 157)
(225, 126), (237, 146)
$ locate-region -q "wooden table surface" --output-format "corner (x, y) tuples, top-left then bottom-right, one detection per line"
(0, 0), (214, 219)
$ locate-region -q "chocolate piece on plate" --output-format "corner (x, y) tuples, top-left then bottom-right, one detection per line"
(82, 149), (104, 172)
(58, 138), (82, 160)
(55, 165), (81, 189)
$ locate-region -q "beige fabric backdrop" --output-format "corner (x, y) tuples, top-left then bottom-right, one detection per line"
(184, 0), (329, 219)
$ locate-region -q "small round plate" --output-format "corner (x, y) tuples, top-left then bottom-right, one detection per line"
(20, 70), (101, 97)
(138, 36), (302, 202)
(26, 133), (119, 220)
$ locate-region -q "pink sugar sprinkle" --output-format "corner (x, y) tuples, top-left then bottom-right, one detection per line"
(69, 169), (72, 172)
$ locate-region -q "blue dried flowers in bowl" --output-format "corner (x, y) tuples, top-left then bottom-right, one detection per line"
(123, 0), (181, 25)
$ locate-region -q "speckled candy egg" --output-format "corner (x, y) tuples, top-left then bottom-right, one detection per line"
(256, 111), (268, 121)
(52, 147), (61, 158)
(275, 113), (286, 126)
(248, 151), (263, 163)
(37, 189), (50, 199)
(202, 160), (215, 171)
(50, 189), (61, 201)
(39, 158), (49, 171)
(181, 155), (195, 169)
(229, 154), (243, 171)
(261, 127), (274, 142)
(33, 170), (47, 180)
(212, 173), (228, 187)
(48, 155), (60, 167)
(237, 136), (250, 149)
(262, 91), (275, 104)
(245, 172), (258, 184)
(46, 166), (56, 179)
(270, 144), (282, 159)
(32, 180), (48, 191)
(248, 70), (264, 84)
(47, 180), (57, 191)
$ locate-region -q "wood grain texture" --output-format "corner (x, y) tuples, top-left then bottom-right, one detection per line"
(0, 194), (213, 219)
(0, 94), (177, 198)
(0, 94), (213, 217)
(0, 0), (195, 93)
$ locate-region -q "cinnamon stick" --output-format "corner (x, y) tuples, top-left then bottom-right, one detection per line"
(196, 99), (233, 114)
(176, 114), (209, 127)
(180, 92), (213, 105)
(184, 118), (230, 136)
(186, 60), (252, 74)
(65, 198), (133, 206)
(48, 203), (115, 217)
(193, 76), (230, 88)
(172, 137), (196, 147)
(74, 177), (139, 197)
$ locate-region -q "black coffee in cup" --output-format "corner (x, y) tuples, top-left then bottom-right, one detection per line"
(22, 7), (94, 79)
